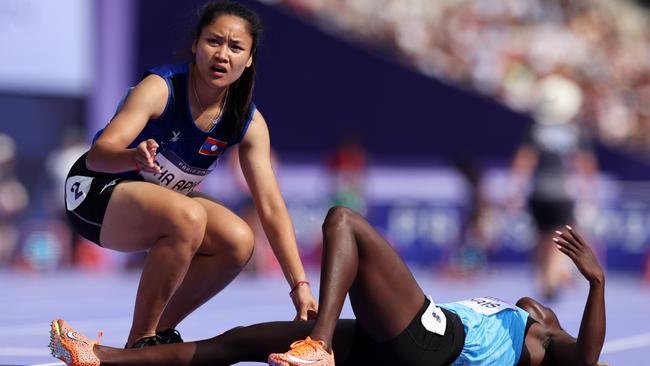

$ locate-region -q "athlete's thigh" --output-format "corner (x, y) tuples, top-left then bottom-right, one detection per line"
(100, 181), (203, 251)
(188, 191), (253, 255)
(347, 211), (426, 340)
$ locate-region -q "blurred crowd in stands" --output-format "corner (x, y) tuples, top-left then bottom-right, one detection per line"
(274, 0), (650, 157)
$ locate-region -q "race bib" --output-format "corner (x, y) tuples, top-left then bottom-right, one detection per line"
(140, 149), (214, 195)
(456, 296), (517, 316)
(420, 296), (447, 335)
(65, 175), (94, 211)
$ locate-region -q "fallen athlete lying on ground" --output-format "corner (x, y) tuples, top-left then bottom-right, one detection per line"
(50, 206), (605, 366)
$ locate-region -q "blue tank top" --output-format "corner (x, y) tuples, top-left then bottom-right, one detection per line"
(439, 297), (529, 366)
(93, 63), (255, 194)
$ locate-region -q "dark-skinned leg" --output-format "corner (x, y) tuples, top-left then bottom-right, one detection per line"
(309, 206), (426, 349)
(94, 320), (357, 366)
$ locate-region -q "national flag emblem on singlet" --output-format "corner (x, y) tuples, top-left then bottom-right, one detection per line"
(199, 137), (227, 156)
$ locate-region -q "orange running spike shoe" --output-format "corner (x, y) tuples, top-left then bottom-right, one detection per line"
(49, 319), (100, 366)
(268, 336), (334, 366)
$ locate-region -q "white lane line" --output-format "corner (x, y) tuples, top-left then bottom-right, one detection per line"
(0, 346), (51, 357)
(0, 318), (131, 337)
(602, 331), (650, 353)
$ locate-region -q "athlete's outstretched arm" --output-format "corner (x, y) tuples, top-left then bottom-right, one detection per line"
(238, 109), (317, 320)
(551, 226), (605, 366)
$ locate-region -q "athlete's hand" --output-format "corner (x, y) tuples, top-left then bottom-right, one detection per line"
(553, 226), (604, 285)
(290, 284), (318, 321)
(134, 139), (160, 174)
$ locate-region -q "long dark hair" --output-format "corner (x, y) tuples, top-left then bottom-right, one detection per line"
(194, 1), (263, 140)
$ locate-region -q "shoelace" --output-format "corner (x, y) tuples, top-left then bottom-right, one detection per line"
(288, 337), (326, 355)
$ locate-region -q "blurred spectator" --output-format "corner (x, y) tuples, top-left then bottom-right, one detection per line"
(45, 128), (99, 269)
(45, 128), (90, 212)
(325, 132), (367, 215)
(508, 74), (599, 300)
(0, 134), (29, 267)
(275, 0), (650, 158)
(448, 156), (491, 276)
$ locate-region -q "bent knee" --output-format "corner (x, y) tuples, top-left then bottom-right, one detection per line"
(168, 201), (208, 250)
(228, 224), (255, 265)
(203, 222), (254, 264)
(322, 206), (357, 232)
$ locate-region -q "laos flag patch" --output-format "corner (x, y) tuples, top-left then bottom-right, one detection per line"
(199, 137), (227, 156)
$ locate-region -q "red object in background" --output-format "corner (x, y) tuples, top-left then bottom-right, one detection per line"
(326, 144), (365, 173)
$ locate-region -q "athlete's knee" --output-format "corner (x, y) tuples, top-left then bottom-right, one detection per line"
(169, 201), (207, 251)
(206, 222), (254, 265)
(229, 223), (255, 266)
(322, 206), (357, 233)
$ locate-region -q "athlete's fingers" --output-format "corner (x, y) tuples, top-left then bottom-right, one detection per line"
(554, 236), (577, 258)
(136, 155), (158, 173)
(146, 139), (159, 150)
(554, 227), (575, 245)
(554, 230), (579, 251)
(299, 306), (310, 321)
(137, 144), (152, 161)
(146, 141), (158, 157)
(307, 309), (318, 320)
(138, 146), (157, 168)
(136, 150), (150, 166)
(553, 236), (578, 256)
(553, 235), (576, 252)
(145, 165), (161, 174)
(143, 156), (155, 169)
(555, 243), (576, 259)
(566, 225), (587, 247)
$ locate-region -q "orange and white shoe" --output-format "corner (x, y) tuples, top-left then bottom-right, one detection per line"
(268, 337), (334, 366)
(49, 319), (100, 366)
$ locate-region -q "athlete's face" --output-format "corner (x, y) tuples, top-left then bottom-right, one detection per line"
(192, 14), (254, 90)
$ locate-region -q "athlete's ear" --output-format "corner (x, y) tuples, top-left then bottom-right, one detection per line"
(246, 55), (253, 68)
(192, 39), (197, 55)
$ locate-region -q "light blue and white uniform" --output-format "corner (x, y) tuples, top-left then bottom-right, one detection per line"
(438, 297), (529, 366)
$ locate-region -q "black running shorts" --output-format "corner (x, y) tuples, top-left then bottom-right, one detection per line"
(528, 196), (574, 231)
(346, 297), (465, 366)
(64, 152), (140, 245)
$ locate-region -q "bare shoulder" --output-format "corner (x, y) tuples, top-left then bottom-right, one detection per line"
(516, 297), (544, 321)
(516, 297), (562, 328)
(250, 107), (266, 126)
(122, 74), (169, 119)
(241, 107), (269, 146)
